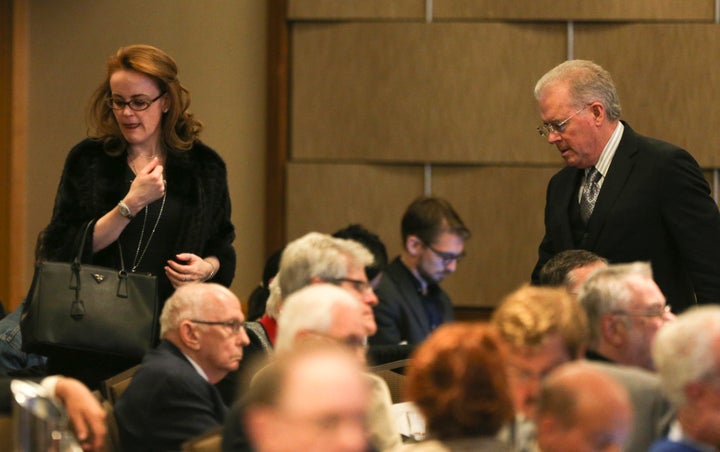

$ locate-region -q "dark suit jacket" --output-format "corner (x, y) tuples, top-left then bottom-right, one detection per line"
(115, 340), (227, 452)
(370, 257), (454, 345)
(532, 122), (720, 312)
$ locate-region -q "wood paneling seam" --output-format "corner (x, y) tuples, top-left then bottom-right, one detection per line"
(567, 21), (574, 60)
(425, 0), (433, 23)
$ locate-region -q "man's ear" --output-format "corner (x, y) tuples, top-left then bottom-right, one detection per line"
(601, 313), (625, 347)
(591, 102), (605, 125)
(179, 320), (202, 351)
(405, 235), (424, 256)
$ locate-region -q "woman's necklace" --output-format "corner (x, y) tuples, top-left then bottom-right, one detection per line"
(126, 156), (166, 273)
(130, 191), (166, 272)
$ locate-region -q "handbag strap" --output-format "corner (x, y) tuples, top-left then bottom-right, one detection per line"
(69, 220), (95, 320)
(73, 220), (96, 265)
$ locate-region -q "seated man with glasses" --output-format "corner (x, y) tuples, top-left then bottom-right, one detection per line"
(115, 282), (250, 452)
(578, 261), (675, 372)
(370, 196), (470, 346)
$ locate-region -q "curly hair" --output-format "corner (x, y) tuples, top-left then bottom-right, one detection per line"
(491, 285), (589, 359)
(87, 44), (203, 155)
(405, 323), (514, 440)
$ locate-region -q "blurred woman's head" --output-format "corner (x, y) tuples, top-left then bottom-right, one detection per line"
(405, 322), (514, 440)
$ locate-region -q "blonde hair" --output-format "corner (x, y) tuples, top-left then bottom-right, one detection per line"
(491, 285), (588, 358)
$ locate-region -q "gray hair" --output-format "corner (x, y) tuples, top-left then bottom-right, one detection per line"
(652, 305), (720, 407)
(277, 232), (373, 299)
(275, 283), (360, 354)
(159, 282), (237, 337)
(264, 274), (282, 319)
(578, 262), (653, 348)
(534, 60), (622, 122)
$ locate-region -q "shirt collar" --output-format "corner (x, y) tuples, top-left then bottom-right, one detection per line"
(668, 419), (717, 452)
(592, 121), (624, 178)
(182, 351), (210, 382)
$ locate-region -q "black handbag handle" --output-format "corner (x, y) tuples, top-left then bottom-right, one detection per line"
(69, 220), (95, 319)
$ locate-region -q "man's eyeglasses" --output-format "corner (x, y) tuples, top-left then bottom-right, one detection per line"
(537, 105), (589, 137)
(422, 242), (465, 265)
(107, 91), (166, 111)
(610, 304), (672, 318)
(327, 277), (374, 293)
(189, 319), (245, 334)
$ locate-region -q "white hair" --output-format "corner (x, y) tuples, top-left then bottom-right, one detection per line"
(534, 59), (622, 121)
(652, 305), (720, 407)
(264, 274), (282, 319)
(578, 262), (653, 348)
(159, 282), (237, 337)
(275, 283), (360, 354)
(278, 232), (373, 299)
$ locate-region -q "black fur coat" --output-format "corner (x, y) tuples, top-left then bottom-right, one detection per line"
(38, 138), (236, 295)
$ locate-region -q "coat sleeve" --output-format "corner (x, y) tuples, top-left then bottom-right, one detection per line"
(658, 147), (720, 304)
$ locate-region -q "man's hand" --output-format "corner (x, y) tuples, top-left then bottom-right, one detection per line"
(54, 377), (106, 452)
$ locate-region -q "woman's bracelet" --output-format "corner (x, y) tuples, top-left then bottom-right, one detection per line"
(205, 260), (217, 281)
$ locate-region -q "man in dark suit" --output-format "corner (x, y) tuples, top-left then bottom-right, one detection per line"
(370, 196), (470, 346)
(115, 282), (250, 452)
(531, 59), (720, 312)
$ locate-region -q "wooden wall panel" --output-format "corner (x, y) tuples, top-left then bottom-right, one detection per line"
(288, 0), (713, 22)
(0, 0), (11, 311)
(575, 24), (720, 168)
(434, 0), (713, 21)
(432, 166), (560, 307)
(291, 22), (566, 164)
(285, 163), (424, 255)
(288, 0), (426, 20)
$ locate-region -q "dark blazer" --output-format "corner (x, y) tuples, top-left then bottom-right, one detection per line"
(370, 257), (454, 345)
(115, 340), (227, 452)
(532, 122), (720, 312)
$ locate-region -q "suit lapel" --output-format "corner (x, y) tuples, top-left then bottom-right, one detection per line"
(388, 260), (431, 336)
(584, 123), (638, 248)
(553, 168), (583, 250)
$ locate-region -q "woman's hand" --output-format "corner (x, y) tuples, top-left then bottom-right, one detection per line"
(123, 158), (166, 214)
(165, 253), (218, 287)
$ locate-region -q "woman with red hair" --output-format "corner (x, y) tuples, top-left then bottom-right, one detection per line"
(404, 322), (514, 451)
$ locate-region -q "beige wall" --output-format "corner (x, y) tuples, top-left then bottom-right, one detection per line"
(16, 0), (266, 307)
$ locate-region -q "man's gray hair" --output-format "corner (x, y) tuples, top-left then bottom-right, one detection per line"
(578, 262), (653, 348)
(652, 305), (720, 407)
(264, 275), (282, 319)
(159, 282), (236, 337)
(277, 232), (373, 299)
(535, 59), (622, 122)
(275, 283), (360, 354)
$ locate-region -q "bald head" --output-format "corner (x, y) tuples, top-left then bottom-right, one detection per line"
(537, 362), (632, 452)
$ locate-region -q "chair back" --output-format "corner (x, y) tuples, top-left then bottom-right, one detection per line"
(102, 364), (140, 405)
(181, 425), (223, 452)
(102, 399), (121, 452)
(370, 359), (410, 404)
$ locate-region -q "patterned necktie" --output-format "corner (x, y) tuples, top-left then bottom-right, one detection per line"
(580, 167), (601, 224)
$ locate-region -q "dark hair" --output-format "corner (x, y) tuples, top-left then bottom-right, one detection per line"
(332, 224), (387, 281)
(538, 250), (607, 286)
(405, 323), (514, 439)
(401, 196), (470, 245)
(87, 44), (203, 155)
(246, 248), (283, 321)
